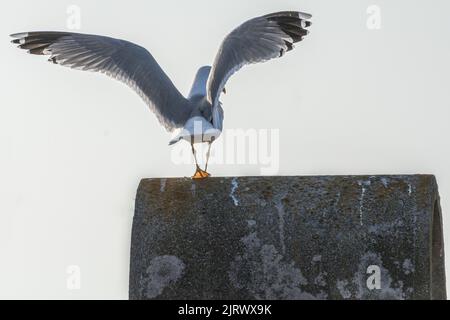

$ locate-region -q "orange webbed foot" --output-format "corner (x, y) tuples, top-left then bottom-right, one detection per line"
(192, 167), (211, 179)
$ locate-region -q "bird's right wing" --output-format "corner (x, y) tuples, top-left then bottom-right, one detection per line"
(11, 31), (192, 131)
(207, 11), (312, 130)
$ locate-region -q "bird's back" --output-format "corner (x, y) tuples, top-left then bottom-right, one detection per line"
(188, 66), (211, 99)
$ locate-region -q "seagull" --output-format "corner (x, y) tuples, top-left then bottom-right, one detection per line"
(11, 11), (312, 179)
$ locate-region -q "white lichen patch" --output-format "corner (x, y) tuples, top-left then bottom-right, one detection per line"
(140, 255), (185, 299)
(367, 220), (405, 234)
(381, 177), (389, 188)
(228, 232), (323, 300)
(230, 177), (239, 206)
(402, 259), (415, 275)
(314, 272), (327, 287)
(357, 180), (371, 226)
(160, 179), (166, 192)
(359, 187), (366, 226)
(191, 182), (196, 196)
(337, 280), (352, 299)
(330, 192), (341, 216)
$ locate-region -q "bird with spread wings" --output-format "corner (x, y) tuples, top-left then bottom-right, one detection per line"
(11, 11), (312, 178)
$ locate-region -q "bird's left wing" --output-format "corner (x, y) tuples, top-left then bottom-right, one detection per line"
(11, 31), (192, 131)
(207, 11), (312, 130)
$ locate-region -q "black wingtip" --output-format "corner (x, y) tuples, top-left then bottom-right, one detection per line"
(265, 11), (312, 44)
(10, 31), (71, 56)
(263, 11), (312, 21)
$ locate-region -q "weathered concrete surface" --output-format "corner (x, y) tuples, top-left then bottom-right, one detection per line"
(129, 175), (446, 300)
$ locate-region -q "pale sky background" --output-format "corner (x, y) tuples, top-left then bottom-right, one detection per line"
(1, 0), (449, 299)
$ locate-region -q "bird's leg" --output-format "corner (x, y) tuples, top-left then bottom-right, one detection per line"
(204, 142), (212, 173)
(191, 143), (210, 179)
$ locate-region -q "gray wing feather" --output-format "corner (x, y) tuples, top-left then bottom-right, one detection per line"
(207, 11), (312, 130)
(11, 31), (191, 131)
